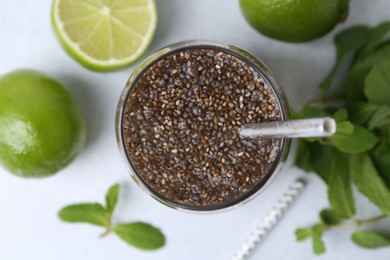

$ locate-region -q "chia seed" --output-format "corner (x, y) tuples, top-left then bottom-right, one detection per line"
(122, 48), (282, 208)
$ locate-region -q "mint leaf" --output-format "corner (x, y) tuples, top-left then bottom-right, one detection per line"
(114, 222), (165, 250)
(348, 103), (379, 125)
(345, 68), (370, 105)
(353, 41), (390, 73)
(312, 234), (326, 255)
(335, 26), (371, 63)
(365, 61), (390, 106)
(294, 142), (335, 183)
(345, 42), (390, 105)
(312, 145), (336, 183)
(335, 121), (354, 135)
(372, 138), (390, 188)
(350, 154), (390, 216)
(328, 152), (355, 218)
(329, 125), (378, 154)
(368, 105), (390, 129)
(320, 209), (343, 225)
(294, 141), (314, 173)
(360, 22), (390, 58)
(59, 203), (111, 227)
(296, 228), (312, 241)
(352, 230), (390, 248)
(106, 184), (119, 214)
(333, 109), (348, 122)
(320, 26), (371, 92)
(312, 224), (326, 255)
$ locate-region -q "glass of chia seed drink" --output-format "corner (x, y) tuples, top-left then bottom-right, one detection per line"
(116, 41), (292, 212)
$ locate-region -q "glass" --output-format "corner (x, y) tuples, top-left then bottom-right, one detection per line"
(116, 41), (291, 212)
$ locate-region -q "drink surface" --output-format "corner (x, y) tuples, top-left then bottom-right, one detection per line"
(123, 48), (282, 208)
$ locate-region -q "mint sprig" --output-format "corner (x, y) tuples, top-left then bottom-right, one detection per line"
(294, 21), (390, 254)
(58, 184), (165, 251)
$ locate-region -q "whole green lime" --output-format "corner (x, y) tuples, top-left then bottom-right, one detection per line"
(239, 0), (349, 42)
(0, 70), (86, 178)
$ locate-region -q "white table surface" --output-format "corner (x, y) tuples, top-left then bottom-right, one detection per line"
(1, 0), (390, 259)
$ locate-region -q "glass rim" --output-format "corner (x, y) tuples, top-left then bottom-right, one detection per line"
(116, 40), (291, 213)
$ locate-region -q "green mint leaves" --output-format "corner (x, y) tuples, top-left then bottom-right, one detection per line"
(328, 151), (355, 218)
(365, 61), (390, 106)
(59, 203), (111, 227)
(319, 209), (342, 225)
(114, 223), (166, 250)
(105, 183), (119, 214)
(319, 26), (371, 92)
(329, 124), (378, 154)
(58, 184), (165, 251)
(372, 136), (390, 188)
(294, 21), (390, 255)
(359, 22), (390, 58)
(352, 230), (390, 248)
(350, 154), (390, 216)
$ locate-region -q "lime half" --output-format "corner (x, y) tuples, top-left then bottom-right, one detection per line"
(52, 0), (158, 71)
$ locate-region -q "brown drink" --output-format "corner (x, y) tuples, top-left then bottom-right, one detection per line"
(117, 43), (290, 211)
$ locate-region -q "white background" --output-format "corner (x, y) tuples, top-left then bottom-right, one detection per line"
(1, 0), (390, 259)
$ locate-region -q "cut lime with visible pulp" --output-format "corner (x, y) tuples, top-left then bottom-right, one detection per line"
(52, 0), (158, 71)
